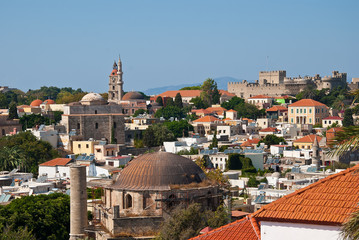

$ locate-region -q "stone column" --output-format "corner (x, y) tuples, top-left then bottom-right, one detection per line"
(69, 165), (87, 240)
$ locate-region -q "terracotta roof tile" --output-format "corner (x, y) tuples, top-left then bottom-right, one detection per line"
(323, 116), (343, 120)
(266, 106), (288, 112)
(289, 99), (327, 107)
(158, 90), (202, 98)
(193, 115), (221, 123)
(294, 134), (322, 143)
(259, 127), (277, 133)
(40, 158), (72, 166)
(252, 164), (359, 225)
(241, 138), (260, 147)
(190, 216), (260, 240)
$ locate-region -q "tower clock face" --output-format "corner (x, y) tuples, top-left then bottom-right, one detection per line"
(112, 77), (116, 82)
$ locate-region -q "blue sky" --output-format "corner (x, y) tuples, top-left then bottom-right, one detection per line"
(0, 0), (358, 93)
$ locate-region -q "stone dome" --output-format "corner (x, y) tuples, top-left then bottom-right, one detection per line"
(112, 152), (207, 191)
(122, 91), (144, 101)
(80, 93), (106, 105)
(30, 99), (43, 107)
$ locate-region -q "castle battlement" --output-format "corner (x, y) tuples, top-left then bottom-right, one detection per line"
(228, 70), (347, 99)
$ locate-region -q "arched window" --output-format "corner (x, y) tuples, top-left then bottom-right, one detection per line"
(95, 123), (98, 129)
(95, 110), (97, 114)
(125, 194), (132, 209)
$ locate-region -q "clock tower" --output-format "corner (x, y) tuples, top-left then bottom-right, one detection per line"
(108, 56), (124, 103)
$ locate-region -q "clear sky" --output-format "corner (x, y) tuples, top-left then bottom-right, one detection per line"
(0, 0), (358, 93)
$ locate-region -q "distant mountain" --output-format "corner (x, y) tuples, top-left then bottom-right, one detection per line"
(142, 76), (242, 95)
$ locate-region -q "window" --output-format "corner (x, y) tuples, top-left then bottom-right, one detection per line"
(309, 109), (312, 114)
(77, 123), (80, 129)
(1, 129), (5, 136)
(324, 121), (327, 124)
(124, 194), (132, 209)
(304, 109), (306, 113)
(95, 123), (98, 129)
(296, 109), (299, 113)
(63, 173), (66, 177)
(86, 144), (89, 148)
(95, 110), (97, 114)
(291, 118), (293, 123)
(78, 144), (81, 148)
(309, 118), (312, 123)
(291, 109), (293, 114)
(300, 109), (302, 113)
(114, 122), (117, 128)
(112, 86), (115, 90)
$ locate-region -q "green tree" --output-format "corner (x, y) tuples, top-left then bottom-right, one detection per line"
(179, 86), (201, 90)
(247, 176), (260, 187)
(143, 124), (175, 147)
(200, 78), (221, 106)
(235, 102), (265, 119)
(19, 114), (53, 130)
(190, 96), (208, 109)
(209, 130), (218, 149)
(257, 134), (286, 147)
(155, 106), (185, 120)
(166, 98), (175, 107)
(0, 193), (70, 240)
(53, 111), (63, 124)
(0, 131), (59, 175)
(164, 120), (193, 138)
(0, 226), (35, 240)
(0, 93), (8, 108)
(343, 108), (354, 127)
(227, 154), (255, 171)
(174, 93), (183, 108)
(8, 103), (19, 120)
(159, 203), (229, 240)
(221, 96), (244, 110)
(0, 146), (26, 172)
(156, 96), (164, 106)
(133, 109), (146, 117)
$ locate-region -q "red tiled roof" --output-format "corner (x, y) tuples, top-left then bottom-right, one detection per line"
(205, 106), (226, 115)
(191, 216), (260, 240)
(289, 99), (327, 107)
(192, 109), (211, 114)
(327, 127), (343, 133)
(227, 109), (236, 112)
(199, 227), (213, 234)
(193, 115), (221, 123)
(40, 158), (72, 166)
(242, 118), (254, 123)
(219, 90), (236, 97)
(30, 99), (43, 107)
(259, 127), (277, 133)
(158, 90), (202, 98)
(266, 106), (288, 112)
(232, 211), (250, 217)
(249, 95), (272, 99)
(323, 116), (343, 120)
(253, 164), (359, 225)
(294, 134), (322, 143)
(241, 138), (260, 147)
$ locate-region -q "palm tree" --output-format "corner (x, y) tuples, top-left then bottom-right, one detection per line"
(0, 146), (27, 171)
(342, 210), (359, 240)
(333, 94), (346, 111)
(329, 126), (359, 238)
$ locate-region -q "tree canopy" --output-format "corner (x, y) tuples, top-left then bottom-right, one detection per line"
(163, 120), (194, 138)
(0, 131), (59, 175)
(0, 193), (70, 240)
(221, 96), (245, 110)
(174, 93), (183, 108)
(235, 102), (265, 119)
(158, 203), (230, 240)
(200, 78), (221, 107)
(154, 106), (185, 120)
(258, 134), (286, 147)
(143, 124), (175, 147)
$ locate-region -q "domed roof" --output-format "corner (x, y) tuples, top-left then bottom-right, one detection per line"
(112, 152), (207, 191)
(30, 99), (43, 107)
(122, 91), (144, 101)
(43, 99), (55, 104)
(80, 93), (106, 105)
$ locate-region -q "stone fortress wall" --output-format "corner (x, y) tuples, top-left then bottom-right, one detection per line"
(228, 70), (347, 99)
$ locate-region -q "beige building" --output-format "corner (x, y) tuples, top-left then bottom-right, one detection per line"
(72, 140), (99, 155)
(247, 95), (273, 109)
(288, 99), (329, 125)
(293, 134), (323, 150)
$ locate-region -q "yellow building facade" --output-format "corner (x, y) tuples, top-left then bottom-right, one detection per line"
(288, 99), (329, 125)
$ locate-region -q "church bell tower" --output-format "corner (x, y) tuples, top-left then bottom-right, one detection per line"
(108, 55), (124, 103)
